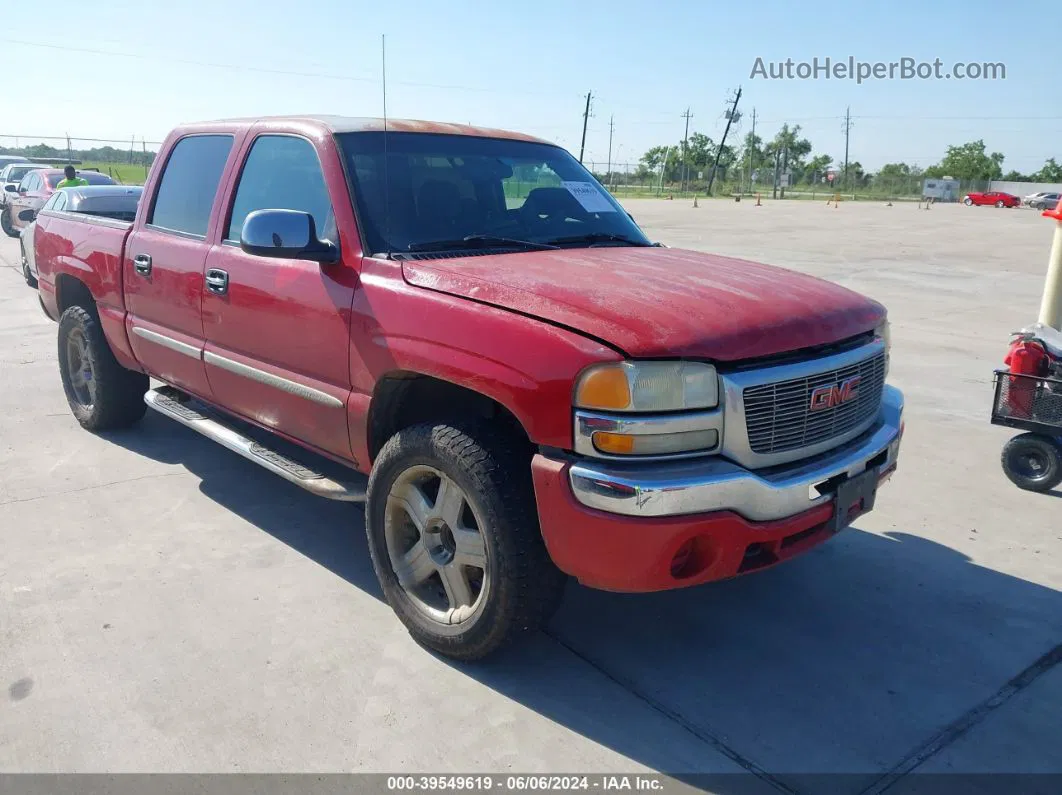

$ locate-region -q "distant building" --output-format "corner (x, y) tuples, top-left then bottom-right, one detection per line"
(922, 177), (960, 201)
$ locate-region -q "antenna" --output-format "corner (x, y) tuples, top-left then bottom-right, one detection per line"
(381, 33), (391, 257)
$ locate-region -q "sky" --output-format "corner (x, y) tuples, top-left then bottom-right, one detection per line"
(2, 0), (1059, 173)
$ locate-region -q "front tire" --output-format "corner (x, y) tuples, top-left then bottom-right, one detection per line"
(1001, 433), (1062, 492)
(57, 306), (148, 430)
(963, 197), (973, 206)
(365, 422), (566, 660)
(995, 200), (1005, 208)
(1, 207), (17, 237)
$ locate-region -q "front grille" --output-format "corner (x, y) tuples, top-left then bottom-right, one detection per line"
(743, 351), (886, 455)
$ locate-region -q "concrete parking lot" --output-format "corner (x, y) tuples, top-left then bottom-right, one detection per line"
(2, 198), (1060, 792)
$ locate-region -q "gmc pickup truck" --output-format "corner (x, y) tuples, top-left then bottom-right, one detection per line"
(33, 115), (904, 660)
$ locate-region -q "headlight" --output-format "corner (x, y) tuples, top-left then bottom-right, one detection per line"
(574, 361), (718, 412)
(875, 319), (891, 374)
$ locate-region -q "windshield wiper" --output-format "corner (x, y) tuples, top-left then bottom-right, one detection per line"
(544, 232), (652, 248)
(407, 234), (559, 253)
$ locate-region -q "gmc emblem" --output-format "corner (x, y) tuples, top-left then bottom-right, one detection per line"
(809, 375), (861, 411)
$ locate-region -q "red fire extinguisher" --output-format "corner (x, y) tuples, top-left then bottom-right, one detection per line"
(1004, 338), (1048, 418)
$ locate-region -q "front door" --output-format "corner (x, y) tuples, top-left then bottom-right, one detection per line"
(10, 173), (44, 232)
(201, 133), (356, 461)
(124, 134), (237, 398)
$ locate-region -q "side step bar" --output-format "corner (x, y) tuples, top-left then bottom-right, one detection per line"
(144, 387), (367, 502)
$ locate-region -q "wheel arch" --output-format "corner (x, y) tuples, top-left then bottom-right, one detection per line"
(367, 371), (532, 464)
(55, 272), (97, 316)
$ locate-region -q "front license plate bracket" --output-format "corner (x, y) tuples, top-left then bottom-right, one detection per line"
(828, 467), (878, 533)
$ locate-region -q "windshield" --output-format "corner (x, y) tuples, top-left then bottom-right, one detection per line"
(4, 165), (38, 182)
(47, 171), (116, 188)
(337, 132), (650, 255)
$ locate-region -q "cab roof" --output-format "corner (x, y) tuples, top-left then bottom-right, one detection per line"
(197, 115), (552, 145)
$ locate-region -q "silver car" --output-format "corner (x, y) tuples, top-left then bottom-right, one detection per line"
(20, 185), (143, 288)
(1029, 192), (1061, 211)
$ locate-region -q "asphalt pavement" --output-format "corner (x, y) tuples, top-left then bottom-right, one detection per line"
(1, 200), (1060, 793)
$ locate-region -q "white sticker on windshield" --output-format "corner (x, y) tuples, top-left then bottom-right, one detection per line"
(562, 181), (616, 213)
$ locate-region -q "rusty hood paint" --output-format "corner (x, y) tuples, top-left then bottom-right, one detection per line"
(401, 247), (885, 361)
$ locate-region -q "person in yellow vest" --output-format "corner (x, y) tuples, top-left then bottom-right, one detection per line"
(55, 166), (88, 189)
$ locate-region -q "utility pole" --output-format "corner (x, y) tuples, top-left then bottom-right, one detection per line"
(746, 107), (756, 193)
(606, 115), (614, 190)
(842, 106), (853, 188)
(680, 107), (693, 195)
(707, 87), (742, 196)
(579, 91), (592, 163)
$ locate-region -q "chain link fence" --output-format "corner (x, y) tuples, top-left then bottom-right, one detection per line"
(584, 160), (997, 203)
(0, 134), (159, 185)
(0, 134), (1007, 204)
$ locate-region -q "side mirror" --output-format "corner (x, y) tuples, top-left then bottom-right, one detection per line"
(18, 209), (36, 222)
(18, 187), (27, 194)
(3, 184), (15, 193)
(240, 209), (337, 263)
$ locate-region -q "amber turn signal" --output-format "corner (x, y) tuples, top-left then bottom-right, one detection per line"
(574, 365), (632, 411)
(591, 432), (637, 455)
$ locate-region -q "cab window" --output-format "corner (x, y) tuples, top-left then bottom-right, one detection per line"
(148, 135), (234, 237)
(226, 135), (335, 243)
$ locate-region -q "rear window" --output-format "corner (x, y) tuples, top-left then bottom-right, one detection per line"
(46, 172), (116, 188)
(148, 135), (234, 237)
(5, 165), (38, 182)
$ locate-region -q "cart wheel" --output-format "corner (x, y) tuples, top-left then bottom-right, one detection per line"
(1001, 433), (1062, 492)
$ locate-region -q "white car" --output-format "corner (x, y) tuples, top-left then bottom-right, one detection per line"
(0, 162), (37, 210)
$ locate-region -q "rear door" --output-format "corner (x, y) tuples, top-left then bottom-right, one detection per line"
(124, 134), (238, 398)
(201, 133), (356, 461)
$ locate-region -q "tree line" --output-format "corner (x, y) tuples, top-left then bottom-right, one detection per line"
(0, 143), (156, 166)
(621, 127), (1061, 189)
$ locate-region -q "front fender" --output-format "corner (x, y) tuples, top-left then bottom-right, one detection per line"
(348, 259), (622, 464)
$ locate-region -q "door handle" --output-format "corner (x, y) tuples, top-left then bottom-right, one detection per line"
(205, 268), (229, 295)
(133, 254), (152, 275)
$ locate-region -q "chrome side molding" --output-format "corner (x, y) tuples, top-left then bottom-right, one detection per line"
(203, 351), (344, 408)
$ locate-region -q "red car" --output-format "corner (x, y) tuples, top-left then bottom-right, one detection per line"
(963, 190), (1020, 208)
(31, 115), (903, 659)
(3, 168), (115, 236)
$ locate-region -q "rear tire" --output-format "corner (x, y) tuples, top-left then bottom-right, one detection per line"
(21, 242), (37, 288)
(57, 306), (148, 431)
(365, 421), (566, 660)
(995, 200), (1005, 208)
(1, 207), (17, 237)
(1001, 433), (1062, 492)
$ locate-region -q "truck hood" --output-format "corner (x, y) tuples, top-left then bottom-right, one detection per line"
(401, 247), (885, 361)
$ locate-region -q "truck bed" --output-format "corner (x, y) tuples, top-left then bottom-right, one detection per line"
(35, 209), (136, 368)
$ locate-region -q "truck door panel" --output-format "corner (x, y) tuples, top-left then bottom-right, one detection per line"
(201, 134), (356, 461)
(124, 134), (236, 398)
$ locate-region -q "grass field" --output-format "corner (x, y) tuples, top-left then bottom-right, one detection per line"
(80, 161), (149, 185)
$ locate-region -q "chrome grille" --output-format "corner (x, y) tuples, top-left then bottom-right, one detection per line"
(742, 351), (887, 455)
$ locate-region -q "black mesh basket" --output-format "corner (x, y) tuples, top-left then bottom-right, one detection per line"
(991, 370), (1062, 434)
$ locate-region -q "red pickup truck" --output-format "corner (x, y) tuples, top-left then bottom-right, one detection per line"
(33, 116), (904, 659)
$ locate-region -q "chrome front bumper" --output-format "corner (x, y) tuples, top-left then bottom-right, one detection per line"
(568, 386), (904, 521)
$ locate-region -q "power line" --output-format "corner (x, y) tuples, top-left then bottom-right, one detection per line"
(0, 37), (563, 99)
(842, 106), (854, 185)
(579, 91), (593, 164)
(0, 133), (164, 146)
(707, 87), (741, 196)
(680, 107), (693, 194)
(606, 116), (615, 188)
